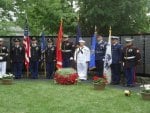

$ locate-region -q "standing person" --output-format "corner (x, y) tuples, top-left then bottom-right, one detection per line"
(30, 37), (41, 79)
(111, 36), (122, 85)
(61, 35), (75, 67)
(122, 38), (141, 87)
(74, 39), (90, 80)
(45, 38), (56, 79)
(95, 35), (107, 77)
(0, 38), (9, 78)
(10, 38), (25, 79)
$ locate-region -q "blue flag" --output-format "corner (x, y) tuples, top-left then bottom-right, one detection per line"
(89, 33), (96, 69)
(40, 31), (46, 53)
(76, 24), (82, 44)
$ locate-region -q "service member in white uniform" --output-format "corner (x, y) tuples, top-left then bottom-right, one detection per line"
(74, 39), (90, 80)
(0, 38), (9, 78)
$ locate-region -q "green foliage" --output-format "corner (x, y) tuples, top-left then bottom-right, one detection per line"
(78, 0), (150, 35)
(56, 68), (77, 76)
(0, 0), (149, 36)
(15, 0), (77, 35)
(0, 21), (17, 36)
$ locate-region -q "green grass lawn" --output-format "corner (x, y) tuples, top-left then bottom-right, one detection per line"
(0, 80), (149, 113)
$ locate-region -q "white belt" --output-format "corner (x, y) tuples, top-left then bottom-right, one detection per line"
(62, 50), (71, 52)
(124, 56), (135, 60)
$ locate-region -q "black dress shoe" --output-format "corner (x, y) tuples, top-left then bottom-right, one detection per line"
(111, 82), (120, 85)
(126, 84), (135, 87)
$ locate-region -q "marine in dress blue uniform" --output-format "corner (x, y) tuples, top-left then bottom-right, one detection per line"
(30, 37), (41, 79)
(61, 35), (75, 67)
(111, 36), (122, 84)
(122, 38), (141, 87)
(10, 38), (25, 79)
(45, 38), (56, 79)
(95, 35), (107, 77)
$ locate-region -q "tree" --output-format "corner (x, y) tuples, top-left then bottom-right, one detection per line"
(77, 0), (150, 35)
(15, 0), (77, 35)
(0, 0), (17, 36)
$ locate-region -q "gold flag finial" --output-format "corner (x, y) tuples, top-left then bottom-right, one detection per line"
(109, 26), (112, 36)
(94, 25), (97, 34)
(77, 14), (80, 22)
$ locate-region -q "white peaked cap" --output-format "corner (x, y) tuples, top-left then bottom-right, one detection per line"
(79, 39), (85, 43)
(125, 38), (133, 42)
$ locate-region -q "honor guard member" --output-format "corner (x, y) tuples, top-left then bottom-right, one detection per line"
(122, 38), (141, 87)
(74, 39), (90, 80)
(61, 35), (74, 67)
(111, 36), (122, 85)
(95, 35), (107, 77)
(30, 37), (41, 79)
(0, 38), (9, 78)
(10, 38), (25, 79)
(45, 38), (56, 79)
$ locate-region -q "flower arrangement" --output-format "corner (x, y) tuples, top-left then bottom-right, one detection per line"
(0, 73), (14, 85)
(93, 76), (107, 85)
(140, 84), (150, 93)
(54, 68), (78, 85)
(140, 84), (150, 100)
(1, 73), (14, 80)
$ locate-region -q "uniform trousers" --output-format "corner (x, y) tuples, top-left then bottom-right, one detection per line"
(124, 67), (136, 85)
(77, 62), (88, 80)
(63, 59), (71, 68)
(0, 61), (6, 78)
(95, 60), (104, 77)
(46, 61), (55, 79)
(30, 61), (39, 79)
(111, 63), (121, 84)
(12, 62), (23, 78)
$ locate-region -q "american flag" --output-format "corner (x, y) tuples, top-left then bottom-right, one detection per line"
(23, 25), (31, 70)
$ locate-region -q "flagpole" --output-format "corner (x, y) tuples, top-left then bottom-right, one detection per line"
(44, 52), (46, 78)
(42, 25), (47, 78)
(103, 26), (112, 84)
(109, 26), (111, 40)
(43, 26), (47, 78)
(25, 13), (30, 78)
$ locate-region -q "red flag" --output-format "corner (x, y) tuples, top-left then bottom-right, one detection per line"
(56, 20), (63, 69)
(23, 27), (31, 70)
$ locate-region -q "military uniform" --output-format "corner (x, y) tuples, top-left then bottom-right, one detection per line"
(10, 38), (25, 79)
(95, 40), (107, 77)
(74, 39), (90, 80)
(0, 38), (9, 77)
(45, 39), (56, 79)
(111, 36), (122, 84)
(122, 38), (141, 86)
(61, 35), (74, 67)
(30, 38), (41, 79)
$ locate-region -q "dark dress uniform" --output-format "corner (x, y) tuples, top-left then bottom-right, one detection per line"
(122, 39), (141, 86)
(0, 40), (9, 75)
(45, 39), (56, 79)
(0, 46), (9, 62)
(30, 38), (41, 79)
(111, 41), (122, 84)
(61, 40), (74, 67)
(10, 38), (25, 79)
(95, 40), (107, 77)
